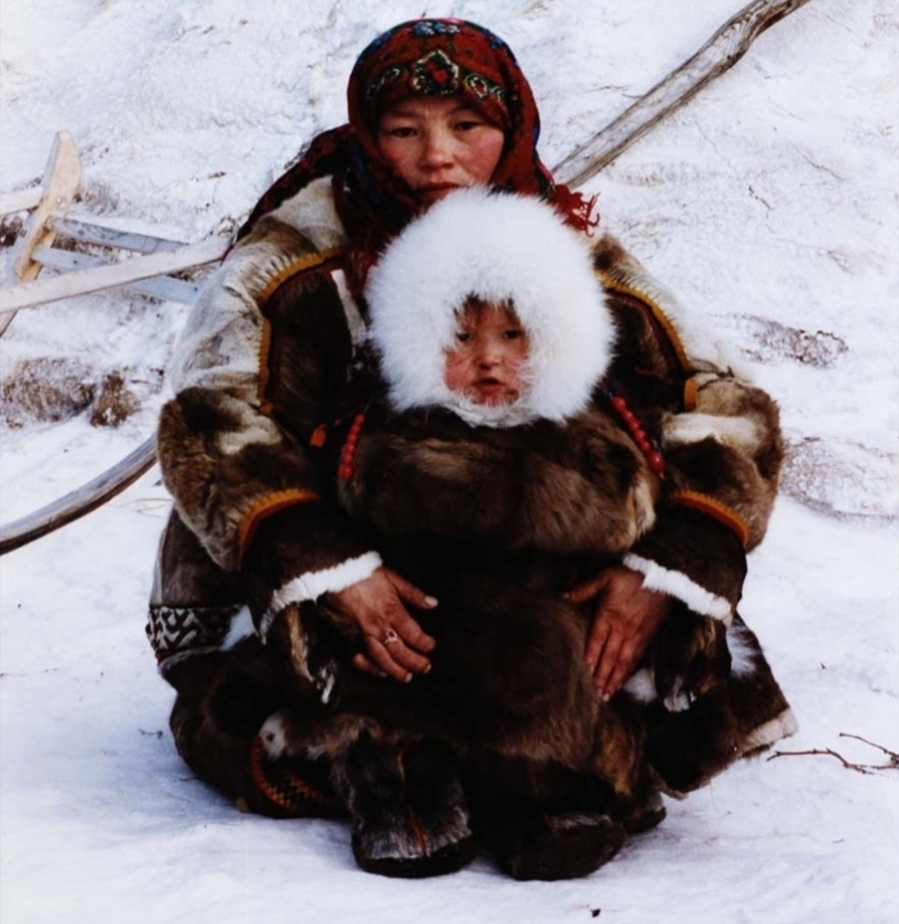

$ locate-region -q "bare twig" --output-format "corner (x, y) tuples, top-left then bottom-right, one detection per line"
(767, 734), (899, 774)
(766, 747), (875, 774)
(839, 733), (899, 767)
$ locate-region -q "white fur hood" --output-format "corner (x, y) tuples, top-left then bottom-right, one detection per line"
(365, 189), (616, 427)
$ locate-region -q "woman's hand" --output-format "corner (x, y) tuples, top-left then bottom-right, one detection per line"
(324, 567), (437, 683)
(567, 565), (670, 701)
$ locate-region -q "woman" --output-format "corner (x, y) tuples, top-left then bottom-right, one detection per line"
(147, 18), (795, 878)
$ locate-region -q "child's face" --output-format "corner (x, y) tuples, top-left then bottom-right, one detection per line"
(443, 300), (529, 406)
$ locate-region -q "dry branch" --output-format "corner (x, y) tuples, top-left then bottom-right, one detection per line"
(554, 0), (814, 187)
(767, 733), (899, 775)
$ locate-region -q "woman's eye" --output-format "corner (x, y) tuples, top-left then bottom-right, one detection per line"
(455, 120), (482, 132)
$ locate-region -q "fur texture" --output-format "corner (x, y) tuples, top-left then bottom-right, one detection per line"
(366, 189), (616, 426)
(150, 175), (794, 879)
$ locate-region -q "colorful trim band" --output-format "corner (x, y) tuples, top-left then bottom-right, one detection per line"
(236, 489), (323, 566)
(255, 247), (343, 413)
(596, 271), (690, 372)
(249, 737), (338, 816)
(667, 490), (750, 548)
(683, 376), (699, 412)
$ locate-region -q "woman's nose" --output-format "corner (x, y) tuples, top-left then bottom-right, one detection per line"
(420, 127), (454, 167)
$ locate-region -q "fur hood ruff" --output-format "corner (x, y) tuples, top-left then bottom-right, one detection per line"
(365, 189), (615, 427)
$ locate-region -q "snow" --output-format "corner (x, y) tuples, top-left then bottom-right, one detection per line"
(1, 1), (897, 921)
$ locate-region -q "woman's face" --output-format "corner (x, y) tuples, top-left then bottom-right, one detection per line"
(377, 96), (505, 205)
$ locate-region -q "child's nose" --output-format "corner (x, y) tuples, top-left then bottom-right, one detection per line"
(477, 344), (501, 368)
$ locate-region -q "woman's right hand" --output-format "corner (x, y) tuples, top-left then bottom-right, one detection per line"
(324, 567), (437, 683)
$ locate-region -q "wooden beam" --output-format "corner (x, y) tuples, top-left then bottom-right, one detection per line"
(0, 0), (817, 556)
(49, 216), (188, 254)
(553, 0), (815, 188)
(0, 132), (81, 336)
(0, 186), (43, 216)
(0, 235), (228, 313)
(32, 247), (201, 304)
(0, 438), (158, 557)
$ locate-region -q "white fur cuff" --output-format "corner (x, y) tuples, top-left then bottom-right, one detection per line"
(740, 708), (799, 755)
(623, 553), (733, 623)
(260, 551), (383, 640)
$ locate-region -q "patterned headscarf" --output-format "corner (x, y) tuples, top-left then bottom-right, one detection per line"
(237, 19), (596, 281)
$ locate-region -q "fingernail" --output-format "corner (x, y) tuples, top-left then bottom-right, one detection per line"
(404, 672), (413, 683)
(424, 596), (438, 608)
(423, 663), (432, 674)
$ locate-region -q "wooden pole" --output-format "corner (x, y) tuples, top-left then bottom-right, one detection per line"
(554, 0), (815, 188)
(0, 132), (81, 335)
(0, 438), (157, 557)
(0, 236), (228, 313)
(0, 0), (816, 556)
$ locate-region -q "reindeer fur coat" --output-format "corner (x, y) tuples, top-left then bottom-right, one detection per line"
(148, 179), (796, 834)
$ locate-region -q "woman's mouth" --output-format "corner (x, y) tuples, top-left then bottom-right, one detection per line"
(417, 183), (459, 202)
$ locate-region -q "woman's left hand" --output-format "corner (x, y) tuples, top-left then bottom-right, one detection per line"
(567, 564), (671, 701)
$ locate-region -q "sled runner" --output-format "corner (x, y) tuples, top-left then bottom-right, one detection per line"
(0, 0), (813, 556)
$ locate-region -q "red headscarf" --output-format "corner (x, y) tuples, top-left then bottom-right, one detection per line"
(237, 19), (596, 284)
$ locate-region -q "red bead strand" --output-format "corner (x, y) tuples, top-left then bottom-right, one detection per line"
(606, 390), (665, 478)
(338, 412), (366, 481)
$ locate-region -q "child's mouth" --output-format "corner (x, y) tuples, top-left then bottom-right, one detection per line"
(473, 378), (515, 405)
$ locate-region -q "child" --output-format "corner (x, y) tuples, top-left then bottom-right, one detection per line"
(262, 190), (791, 879)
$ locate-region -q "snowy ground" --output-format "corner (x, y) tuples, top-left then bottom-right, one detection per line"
(1, 1), (897, 922)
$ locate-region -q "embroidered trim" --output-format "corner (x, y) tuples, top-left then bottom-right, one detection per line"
(257, 314), (275, 416)
(683, 376), (699, 412)
(236, 489), (323, 567)
(667, 490), (750, 549)
(255, 247), (343, 413)
(623, 553), (733, 623)
(260, 551), (383, 640)
(257, 247), (342, 308)
(249, 737), (338, 815)
(146, 604), (244, 675)
(596, 270), (690, 372)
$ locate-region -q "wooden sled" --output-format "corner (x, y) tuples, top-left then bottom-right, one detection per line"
(0, 132), (228, 330)
(0, 132), (228, 555)
(0, 0), (812, 556)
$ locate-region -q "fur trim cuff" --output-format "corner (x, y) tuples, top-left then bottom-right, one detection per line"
(260, 552), (383, 639)
(740, 708), (799, 755)
(623, 553), (733, 623)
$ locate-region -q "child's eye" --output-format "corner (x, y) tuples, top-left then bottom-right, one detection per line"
(455, 331), (473, 343)
(503, 329), (524, 340)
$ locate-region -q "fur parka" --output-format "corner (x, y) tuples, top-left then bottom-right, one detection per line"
(147, 175), (796, 875)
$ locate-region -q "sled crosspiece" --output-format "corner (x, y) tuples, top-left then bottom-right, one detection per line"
(0, 0), (814, 556)
(0, 133), (228, 325)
